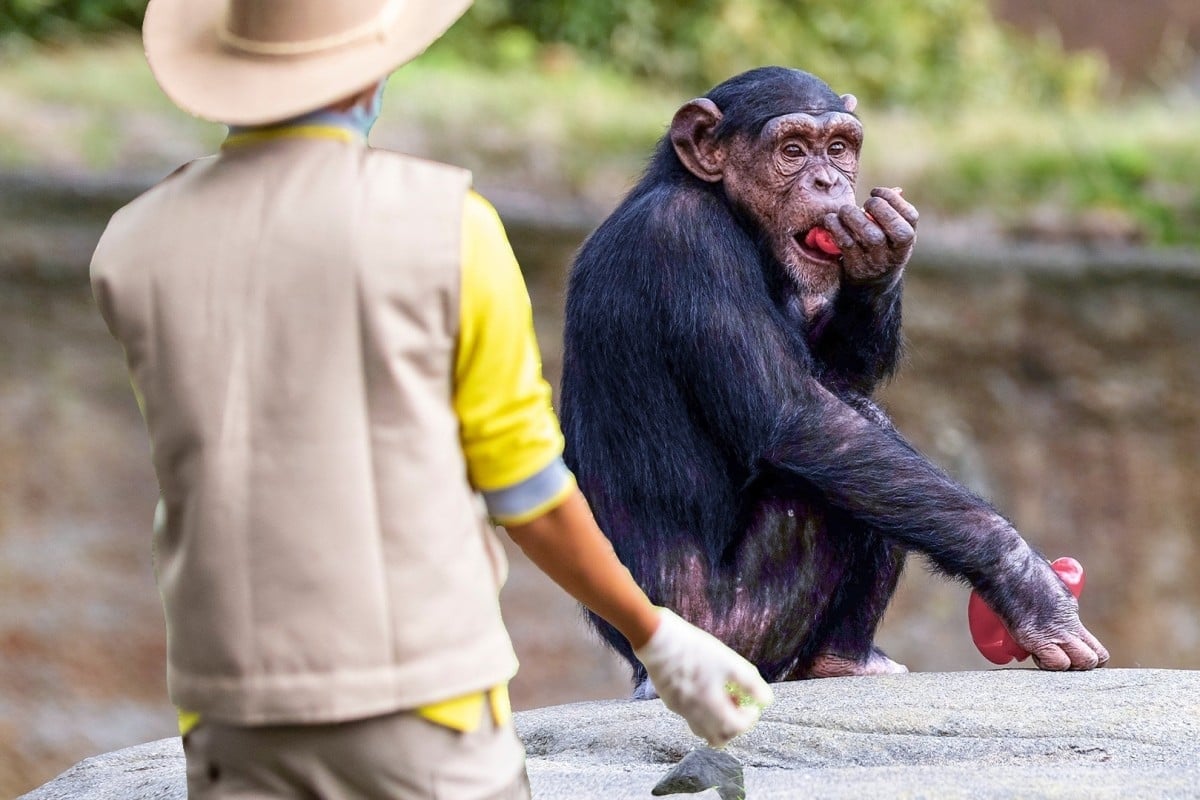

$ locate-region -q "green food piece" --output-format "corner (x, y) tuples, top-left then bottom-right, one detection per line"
(726, 682), (766, 710)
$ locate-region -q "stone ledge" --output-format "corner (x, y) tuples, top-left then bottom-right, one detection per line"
(19, 669), (1200, 799)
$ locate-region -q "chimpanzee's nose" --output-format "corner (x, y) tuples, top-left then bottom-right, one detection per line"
(806, 164), (842, 193)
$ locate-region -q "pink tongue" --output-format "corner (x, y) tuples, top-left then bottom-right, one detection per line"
(804, 227), (841, 256)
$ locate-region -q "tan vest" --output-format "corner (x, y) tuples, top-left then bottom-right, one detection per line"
(91, 137), (518, 726)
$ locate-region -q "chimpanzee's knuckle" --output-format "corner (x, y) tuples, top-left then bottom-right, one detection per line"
(863, 229), (886, 247)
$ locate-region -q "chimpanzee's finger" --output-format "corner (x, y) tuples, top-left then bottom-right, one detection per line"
(824, 212), (868, 272)
(1030, 642), (1072, 671)
(863, 196), (915, 250)
(836, 204), (888, 255)
(1060, 634), (1101, 671)
(870, 186), (919, 227)
(1076, 626), (1110, 667)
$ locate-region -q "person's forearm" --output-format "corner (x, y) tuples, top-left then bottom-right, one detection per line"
(504, 488), (661, 649)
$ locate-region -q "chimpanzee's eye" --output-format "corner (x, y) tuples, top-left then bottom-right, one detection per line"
(828, 140), (848, 157)
(782, 143), (804, 158)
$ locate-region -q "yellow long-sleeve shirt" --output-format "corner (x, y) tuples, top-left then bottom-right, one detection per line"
(455, 189), (576, 525)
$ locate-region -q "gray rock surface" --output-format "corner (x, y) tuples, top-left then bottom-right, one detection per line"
(20, 669), (1200, 800)
(521, 669), (1200, 799)
(18, 736), (184, 800)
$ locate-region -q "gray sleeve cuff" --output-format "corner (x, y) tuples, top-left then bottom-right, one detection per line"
(482, 457), (575, 524)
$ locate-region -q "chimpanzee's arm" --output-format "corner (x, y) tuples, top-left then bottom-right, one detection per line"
(747, 359), (1104, 672)
(808, 187), (914, 393)
(808, 276), (903, 394)
(765, 381), (1017, 577)
(678, 269), (1006, 581)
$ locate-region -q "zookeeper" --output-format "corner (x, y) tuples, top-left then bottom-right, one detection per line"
(89, 1), (773, 798)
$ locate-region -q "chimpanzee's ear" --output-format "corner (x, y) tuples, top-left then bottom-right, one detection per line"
(840, 94), (858, 113)
(670, 98), (725, 183)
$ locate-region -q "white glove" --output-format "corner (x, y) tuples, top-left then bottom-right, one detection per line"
(634, 608), (774, 747)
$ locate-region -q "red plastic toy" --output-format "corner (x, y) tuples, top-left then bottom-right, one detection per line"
(968, 557), (1085, 665)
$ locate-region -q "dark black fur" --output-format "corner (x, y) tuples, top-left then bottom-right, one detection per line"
(561, 68), (1035, 686)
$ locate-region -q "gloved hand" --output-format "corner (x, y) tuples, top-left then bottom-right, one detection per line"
(634, 608), (773, 747)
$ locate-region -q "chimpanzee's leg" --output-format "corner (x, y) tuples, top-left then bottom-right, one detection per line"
(632, 498), (838, 698)
(800, 528), (908, 678)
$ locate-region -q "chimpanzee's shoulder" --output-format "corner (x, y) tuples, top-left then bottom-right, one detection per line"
(605, 183), (711, 237)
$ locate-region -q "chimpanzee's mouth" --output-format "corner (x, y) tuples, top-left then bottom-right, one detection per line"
(795, 227), (842, 263)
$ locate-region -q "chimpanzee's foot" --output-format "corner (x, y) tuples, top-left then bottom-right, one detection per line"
(804, 647), (908, 679)
(633, 676), (659, 700)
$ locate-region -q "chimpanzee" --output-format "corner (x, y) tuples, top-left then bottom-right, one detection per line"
(559, 67), (1108, 695)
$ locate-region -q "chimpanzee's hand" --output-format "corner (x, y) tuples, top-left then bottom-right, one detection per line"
(997, 556), (1110, 671)
(825, 187), (919, 286)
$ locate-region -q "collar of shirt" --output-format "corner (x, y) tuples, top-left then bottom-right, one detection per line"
(223, 108), (368, 150)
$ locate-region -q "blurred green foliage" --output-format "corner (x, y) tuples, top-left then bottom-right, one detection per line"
(930, 106), (1200, 245)
(2, 0), (1105, 110)
(443, 0), (1106, 109)
(0, 0), (143, 40)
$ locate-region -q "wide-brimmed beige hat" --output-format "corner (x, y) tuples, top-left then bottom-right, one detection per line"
(143, 0), (473, 125)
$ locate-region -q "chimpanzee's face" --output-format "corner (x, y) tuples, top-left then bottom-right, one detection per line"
(722, 111), (863, 293)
